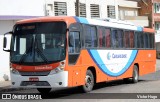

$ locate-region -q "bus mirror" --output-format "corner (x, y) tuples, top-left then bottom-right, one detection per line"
(3, 37), (7, 48)
(3, 32), (12, 52)
(69, 35), (74, 47)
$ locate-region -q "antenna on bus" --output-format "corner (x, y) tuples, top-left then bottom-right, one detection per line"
(95, 18), (135, 26)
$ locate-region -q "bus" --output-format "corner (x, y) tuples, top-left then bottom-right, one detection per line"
(3, 16), (156, 94)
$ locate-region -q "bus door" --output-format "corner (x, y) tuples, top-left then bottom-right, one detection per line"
(68, 23), (83, 86)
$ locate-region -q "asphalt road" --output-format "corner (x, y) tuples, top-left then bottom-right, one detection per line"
(1, 59), (160, 102)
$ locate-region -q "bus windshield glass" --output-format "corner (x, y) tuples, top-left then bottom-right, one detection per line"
(11, 22), (67, 65)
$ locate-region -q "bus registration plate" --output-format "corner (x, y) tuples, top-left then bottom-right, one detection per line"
(29, 77), (39, 81)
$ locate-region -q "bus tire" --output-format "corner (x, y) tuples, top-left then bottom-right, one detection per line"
(81, 70), (94, 93)
(37, 88), (51, 94)
(132, 65), (139, 83)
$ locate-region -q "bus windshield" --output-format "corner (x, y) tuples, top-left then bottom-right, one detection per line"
(11, 22), (67, 65)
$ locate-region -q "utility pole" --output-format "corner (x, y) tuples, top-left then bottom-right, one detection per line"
(76, 0), (80, 16)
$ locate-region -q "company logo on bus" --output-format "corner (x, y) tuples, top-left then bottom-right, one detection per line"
(35, 66), (52, 70)
(107, 52), (111, 60)
(107, 52), (127, 60)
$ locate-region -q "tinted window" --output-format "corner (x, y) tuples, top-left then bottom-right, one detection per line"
(144, 33), (148, 48)
(117, 30), (123, 48)
(150, 34), (155, 48)
(105, 28), (111, 48)
(124, 31), (130, 48)
(69, 32), (80, 53)
(111, 30), (118, 48)
(84, 25), (97, 47)
(130, 31), (134, 48)
(98, 28), (103, 47)
(140, 32), (144, 48)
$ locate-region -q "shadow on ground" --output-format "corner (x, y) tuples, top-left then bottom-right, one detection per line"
(40, 79), (149, 99)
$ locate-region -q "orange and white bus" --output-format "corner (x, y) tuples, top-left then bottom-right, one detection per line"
(3, 16), (156, 93)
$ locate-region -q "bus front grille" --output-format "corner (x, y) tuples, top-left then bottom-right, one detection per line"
(19, 71), (51, 76)
(20, 81), (50, 86)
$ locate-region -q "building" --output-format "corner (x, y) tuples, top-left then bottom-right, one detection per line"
(45, 0), (149, 27)
(0, 0), (45, 81)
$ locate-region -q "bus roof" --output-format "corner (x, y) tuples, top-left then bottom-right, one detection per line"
(73, 16), (143, 31)
(17, 16), (145, 32)
(16, 16), (77, 27)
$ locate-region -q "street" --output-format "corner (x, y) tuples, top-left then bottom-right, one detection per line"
(1, 60), (160, 102)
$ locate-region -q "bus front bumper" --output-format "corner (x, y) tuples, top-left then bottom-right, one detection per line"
(10, 71), (68, 88)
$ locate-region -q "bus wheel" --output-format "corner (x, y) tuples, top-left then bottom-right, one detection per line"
(37, 88), (51, 94)
(82, 70), (94, 93)
(132, 65), (139, 83)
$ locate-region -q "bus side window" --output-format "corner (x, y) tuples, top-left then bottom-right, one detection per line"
(134, 32), (138, 48)
(105, 28), (111, 48)
(137, 32), (141, 48)
(98, 28), (103, 47)
(130, 31), (134, 48)
(85, 25), (92, 47)
(91, 26), (97, 47)
(150, 34), (155, 49)
(140, 32), (144, 48)
(69, 32), (80, 53)
(111, 30), (118, 48)
(124, 31), (130, 48)
(117, 29), (123, 48)
(84, 25), (97, 48)
(144, 33), (148, 48)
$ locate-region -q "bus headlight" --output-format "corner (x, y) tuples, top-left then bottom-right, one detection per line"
(49, 61), (65, 75)
(49, 67), (62, 75)
(11, 68), (19, 75)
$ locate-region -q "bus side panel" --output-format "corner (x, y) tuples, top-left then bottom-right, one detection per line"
(118, 50), (156, 79)
(66, 49), (156, 87)
(66, 50), (117, 87)
(66, 50), (100, 87)
(116, 64), (133, 80)
(136, 50), (156, 76)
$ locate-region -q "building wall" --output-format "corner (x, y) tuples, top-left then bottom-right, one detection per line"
(0, 20), (17, 81)
(118, 0), (138, 7)
(46, 0), (109, 18)
(138, 0), (153, 28)
(0, 0), (45, 16)
(0, 0), (46, 81)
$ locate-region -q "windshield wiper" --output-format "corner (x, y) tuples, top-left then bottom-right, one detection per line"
(34, 36), (49, 64)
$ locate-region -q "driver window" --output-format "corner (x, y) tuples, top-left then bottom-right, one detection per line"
(69, 31), (81, 64)
(69, 32), (80, 54)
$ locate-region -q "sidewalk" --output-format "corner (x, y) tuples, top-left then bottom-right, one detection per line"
(0, 80), (12, 92)
(0, 80), (11, 88)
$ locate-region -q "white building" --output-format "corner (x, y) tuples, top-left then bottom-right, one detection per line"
(45, 0), (148, 26)
(0, 0), (148, 81)
(0, 0), (45, 81)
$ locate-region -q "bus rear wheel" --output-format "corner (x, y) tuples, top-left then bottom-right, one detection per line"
(132, 65), (139, 83)
(37, 88), (51, 94)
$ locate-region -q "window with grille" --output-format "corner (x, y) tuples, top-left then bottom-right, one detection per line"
(107, 5), (115, 18)
(54, 2), (67, 16)
(75, 3), (86, 17)
(90, 4), (100, 18)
